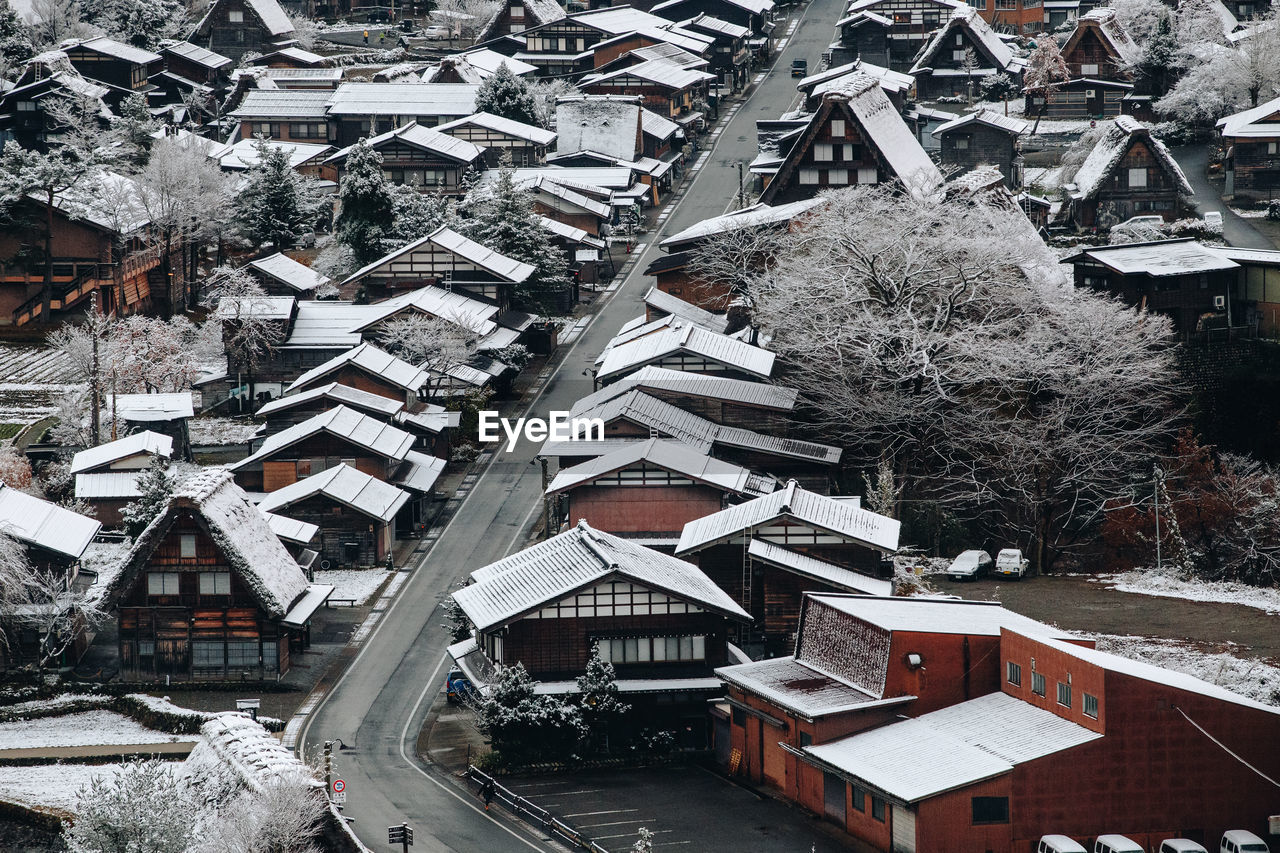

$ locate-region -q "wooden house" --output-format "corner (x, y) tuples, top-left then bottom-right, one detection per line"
(340, 226), (534, 306)
(830, 10), (893, 68)
(449, 520), (752, 748)
(520, 176), (613, 237)
(109, 469), (329, 681)
(756, 75), (942, 205)
(678, 14), (751, 93)
(909, 7), (1025, 100)
(1217, 95), (1280, 203)
(284, 341), (431, 404)
(420, 51), (539, 84)
(675, 482), (898, 656)
(833, 0), (964, 70)
(108, 394), (196, 460)
(965, 0), (1046, 33)
(1027, 8), (1138, 119)
(324, 122), (484, 195)
(547, 437), (776, 546)
(436, 112), (557, 168)
(650, 0), (777, 44)
(61, 37), (162, 105)
(0, 55), (111, 152)
(247, 47), (328, 69)
(1065, 116), (1191, 229)
(71, 431), (174, 527)
(580, 59), (714, 120)
(595, 319), (775, 384)
(538, 216), (607, 286)
(1061, 239), (1242, 334)
(161, 41), (233, 89)
(476, 0), (568, 43)
(241, 66), (344, 91)
(324, 83), (480, 146)
(227, 89), (332, 143)
(258, 463), (411, 565)
(641, 107), (681, 160)
(246, 252), (333, 298)
(796, 60), (914, 114)
(932, 109), (1029, 189)
(189, 0), (298, 63)
(217, 138), (338, 183)
(641, 287), (730, 331)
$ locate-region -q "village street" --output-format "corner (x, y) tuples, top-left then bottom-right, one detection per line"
(294, 2), (846, 850)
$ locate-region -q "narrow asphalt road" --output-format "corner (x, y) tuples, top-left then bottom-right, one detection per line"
(296, 5), (847, 850)
(1172, 144), (1275, 250)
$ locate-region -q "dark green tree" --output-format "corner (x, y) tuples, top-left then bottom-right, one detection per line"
(0, 5), (33, 74)
(235, 137), (324, 250)
(337, 139), (396, 266)
(474, 62), (541, 128)
(121, 457), (173, 539)
(577, 644), (630, 753)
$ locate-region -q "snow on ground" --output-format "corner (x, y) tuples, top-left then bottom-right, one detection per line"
(1087, 633), (1280, 706)
(314, 567), (391, 605)
(1024, 165), (1066, 192)
(1094, 568), (1280, 614)
(188, 416), (262, 446)
(81, 540), (131, 607)
(0, 762), (126, 812)
(0, 710), (186, 750)
(1228, 206), (1268, 219)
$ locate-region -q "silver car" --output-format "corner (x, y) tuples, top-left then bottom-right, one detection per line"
(947, 549), (992, 581)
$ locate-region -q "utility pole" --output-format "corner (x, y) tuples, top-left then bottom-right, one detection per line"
(89, 291), (100, 447)
(737, 161), (745, 210)
(324, 740), (332, 792)
(1153, 465), (1162, 573)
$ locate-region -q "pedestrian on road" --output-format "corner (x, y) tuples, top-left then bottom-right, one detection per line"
(480, 777), (495, 810)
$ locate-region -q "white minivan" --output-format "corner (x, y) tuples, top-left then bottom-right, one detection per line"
(1096, 836), (1145, 853)
(1160, 841), (1208, 853)
(1221, 830), (1270, 853)
(1040, 836), (1088, 853)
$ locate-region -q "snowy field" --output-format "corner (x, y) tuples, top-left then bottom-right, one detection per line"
(314, 568), (391, 605)
(1094, 569), (1280, 615)
(0, 762), (127, 812)
(188, 416), (262, 446)
(0, 710), (187, 750)
(1089, 633), (1280, 706)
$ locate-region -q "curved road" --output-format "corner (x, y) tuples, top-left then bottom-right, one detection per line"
(296, 2), (848, 849)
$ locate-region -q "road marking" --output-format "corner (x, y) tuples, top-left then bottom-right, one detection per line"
(580, 818), (654, 828)
(564, 808), (641, 817)
(596, 830), (675, 841)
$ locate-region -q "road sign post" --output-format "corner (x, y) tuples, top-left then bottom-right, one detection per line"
(330, 778), (345, 805)
(387, 823), (413, 852)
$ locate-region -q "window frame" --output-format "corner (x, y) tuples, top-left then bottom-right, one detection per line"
(147, 572), (180, 596)
(1057, 680), (1072, 708)
(1031, 670), (1046, 697)
(199, 571), (231, 596)
(971, 796), (1010, 825)
(1128, 167), (1148, 188)
(1006, 660), (1022, 687)
(1083, 692), (1099, 719)
(870, 795), (886, 822)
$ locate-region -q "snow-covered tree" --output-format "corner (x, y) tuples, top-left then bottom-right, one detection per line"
(0, 5), (34, 77)
(197, 774), (327, 853)
(474, 62), (540, 128)
(529, 79), (578, 129)
(1023, 39), (1070, 134)
(1176, 0), (1228, 59)
(0, 525), (102, 669)
(384, 185), (454, 252)
(203, 265), (286, 405)
(0, 449), (34, 491)
(440, 0), (501, 43)
(287, 12), (321, 51)
(376, 313), (478, 400)
(66, 759), (199, 853)
(122, 456), (172, 538)
(336, 140), (396, 266)
(82, 0), (187, 50)
(979, 73), (1019, 112)
(27, 0), (93, 49)
(235, 137), (325, 250)
(631, 828), (655, 853)
(477, 663), (585, 762)
(577, 644), (629, 753)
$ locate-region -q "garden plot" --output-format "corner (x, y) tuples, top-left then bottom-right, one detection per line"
(0, 710), (187, 750)
(0, 763), (128, 812)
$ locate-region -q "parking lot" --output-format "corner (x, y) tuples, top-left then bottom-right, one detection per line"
(502, 766), (862, 852)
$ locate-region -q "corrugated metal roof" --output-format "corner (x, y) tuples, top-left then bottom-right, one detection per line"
(453, 520), (750, 631)
(640, 106), (680, 141)
(436, 111), (557, 146)
(257, 382), (404, 419)
(327, 121), (484, 165)
(228, 89), (331, 119)
(583, 58), (714, 90)
(75, 471), (144, 500)
(747, 539), (892, 596)
(280, 583), (334, 628)
(280, 301), (374, 349)
(214, 294), (296, 321)
(218, 138), (334, 171)
(72, 36), (160, 65)
(596, 322), (776, 382)
(716, 656), (896, 719)
(1216, 94), (1280, 137)
(932, 109), (1029, 137)
(546, 437), (775, 496)
(642, 287), (729, 332)
(343, 226), (534, 288)
(324, 82), (479, 116)
(677, 481), (898, 554)
(110, 393), (194, 422)
(163, 41), (232, 69)
(232, 404), (415, 470)
(517, 175), (613, 218)
(258, 463), (409, 522)
(70, 430), (173, 474)
(572, 7), (715, 54)
(287, 343), (429, 394)
(571, 365), (797, 416)
(353, 284), (500, 337)
(260, 510), (319, 545)
(248, 252), (332, 292)
(805, 692), (1102, 802)
(393, 450), (447, 493)
(1075, 240), (1238, 277)
(659, 198), (824, 250)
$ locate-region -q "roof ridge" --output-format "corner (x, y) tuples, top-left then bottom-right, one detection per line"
(576, 520), (619, 569)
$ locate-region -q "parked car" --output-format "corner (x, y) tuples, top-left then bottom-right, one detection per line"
(444, 667), (474, 703)
(1117, 214), (1164, 228)
(1204, 210), (1224, 229)
(1221, 831), (1270, 853)
(1095, 836), (1144, 853)
(791, 58), (808, 78)
(947, 549), (992, 581)
(422, 24), (452, 39)
(1161, 841), (1208, 853)
(1039, 836), (1088, 853)
(994, 548), (1029, 579)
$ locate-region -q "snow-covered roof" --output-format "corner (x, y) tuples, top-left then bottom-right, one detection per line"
(546, 437), (775, 496)
(571, 7), (715, 54)
(1067, 239), (1238, 276)
(324, 83), (479, 118)
(112, 469), (308, 616)
(478, 0), (566, 41)
(163, 41), (232, 70)
(256, 382), (404, 420)
(1069, 116), (1192, 200)
(256, 46), (326, 66)
(642, 288), (728, 332)
(516, 174), (613, 218)
(67, 36), (161, 65)
(343, 226), (535, 288)
(747, 539), (893, 596)
(640, 107), (681, 142)
(287, 342), (429, 394)
(0, 484), (100, 560)
(354, 285), (502, 338)
(682, 12), (751, 40)
(659, 198), (825, 251)
(805, 691), (1102, 802)
(280, 583), (334, 628)
(1075, 7), (1140, 68)
(435, 111), (557, 146)
(195, 714), (310, 793)
(195, 0), (295, 38)
(110, 393), (195, 422)
(214, 294), (296, 322)
(798, 59), (912, 97)
(596, 321), (776, 382)
(71, 431), (174, 474)
(811, 594), (1072, 638)
(228, 89), (331, 120)
(1216, 95), (1280, 138)
(279, 301), (370, 349)
(717, 656), (905, 719)
(570, 364), (797, 417)
(454, 519), (751, 631)
(451, 49), (539, 78)
(932, 108), (1029, 137)
(38, 171), (150, 235)
(247, 252), (332, 293)
(581, 58), (715, 90)
(218, 138), (334, 171)
(232, 405), (415, 470)
(825, 73), (942, 193)
(395, 449), (447, 494)
(75, 471), (144, 500)
(258, 463), (409, 522)
(555, 96), (643, 162)
(677, 481), (899, 555)
(326, 121), (484, 166)
(259, 510), (319, 545)
(538, 215), (606, 248)
(910, 6), (1016, 75)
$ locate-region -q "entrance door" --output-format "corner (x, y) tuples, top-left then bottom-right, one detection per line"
(891, 803), (916, 853)
(155, 639), (189, 678)
(762, 733), (786, 789)
(822, 772), (846, 824)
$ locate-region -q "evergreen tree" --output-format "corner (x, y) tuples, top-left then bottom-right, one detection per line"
(337, 139), (396, 266)
(121, 457), (172, 539)
(477, 663), (585, 762)
(384, 184), (455, 253)
(236, 138), (324, 250)
(474, 63), (541, 128)
(0, 6), (33, 74)
(462, 164), (571, 314)
(577, 644), (630, 753)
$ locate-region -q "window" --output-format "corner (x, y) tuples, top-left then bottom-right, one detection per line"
(923, 11), (938, 24)
(227, 641), (258, 668)
(510, 3), (524, 17)
(1006, 661), (1022, 687)
(253, 122), (281, 137)
(830, 118), (846, 137)
(228, 9), (244, 22)
(1081, 63), (1099, 75)
(1057, 680), (1072, 708)
(1128, 167), (1148, 188)
(599, 636), (706, 664)
(1084, 693), (1099, 719)
(199, 572), (231, 595)
(871, 796), (885, 822)
(731, 706), (745, 726)
(814, 143), (834, 161)
(800, 731), (813, 747)
(1269, 142), (1278, 155)
(972, 796), (1009, 824)
(953, 50), (966, 61)
(291, 122), (326, 139)
(147, 572), (180, 595)
(16, 100), (36, 111)
(851, 785), (865, 812)
(828, 169), (848, 185)
(799, 168), (820, 185)
(857, 167), (877, 184)
(1031, 671), (1046, 697)
(192, 641), (222, 668)
(137, 640), (154, 657)
(178, 534), (196, 558)
(995, 0), (1016, 9)
(893, 12), (911, 23)
(843, 143), (862, 160)
(955, 136), (970, 150)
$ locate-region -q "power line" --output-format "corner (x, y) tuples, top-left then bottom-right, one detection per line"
(1175, 705), (1280, 789)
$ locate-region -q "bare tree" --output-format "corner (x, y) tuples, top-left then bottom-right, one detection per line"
(376, 313), (479, 401)
(1023, 39), (1070, 134)
(203, 266), (285, 410)
(198, 774), (327, 853)
(0, 529), (103, 670)
(66, 759), (200, 853)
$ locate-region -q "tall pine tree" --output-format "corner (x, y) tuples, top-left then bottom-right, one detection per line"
(474, 63), (542, 128)
(337, 139), (396, 266)
(236, 138), (323, 250)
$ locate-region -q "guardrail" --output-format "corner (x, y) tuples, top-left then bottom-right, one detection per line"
(465, 766), (610, 853)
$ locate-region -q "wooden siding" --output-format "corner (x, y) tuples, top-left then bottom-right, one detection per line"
(938, 125), (1021, 188)
(1072, 138), (1184, 228)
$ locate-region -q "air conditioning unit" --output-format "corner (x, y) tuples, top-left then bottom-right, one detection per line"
(1214, 295), (1226, 309)
(1085, 89), (1097, 98)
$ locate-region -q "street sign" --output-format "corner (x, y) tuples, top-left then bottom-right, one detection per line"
(332, 779), (345, 794)
(388, 824), (414, 847)
(331, 792), (346, 804)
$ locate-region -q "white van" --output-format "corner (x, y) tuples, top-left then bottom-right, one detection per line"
(1040, 836), (1089, 853)
(1221, 830), (1270, 853)
(1096, 836), (1145, 853)
(1160, 841), (1208, 853)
